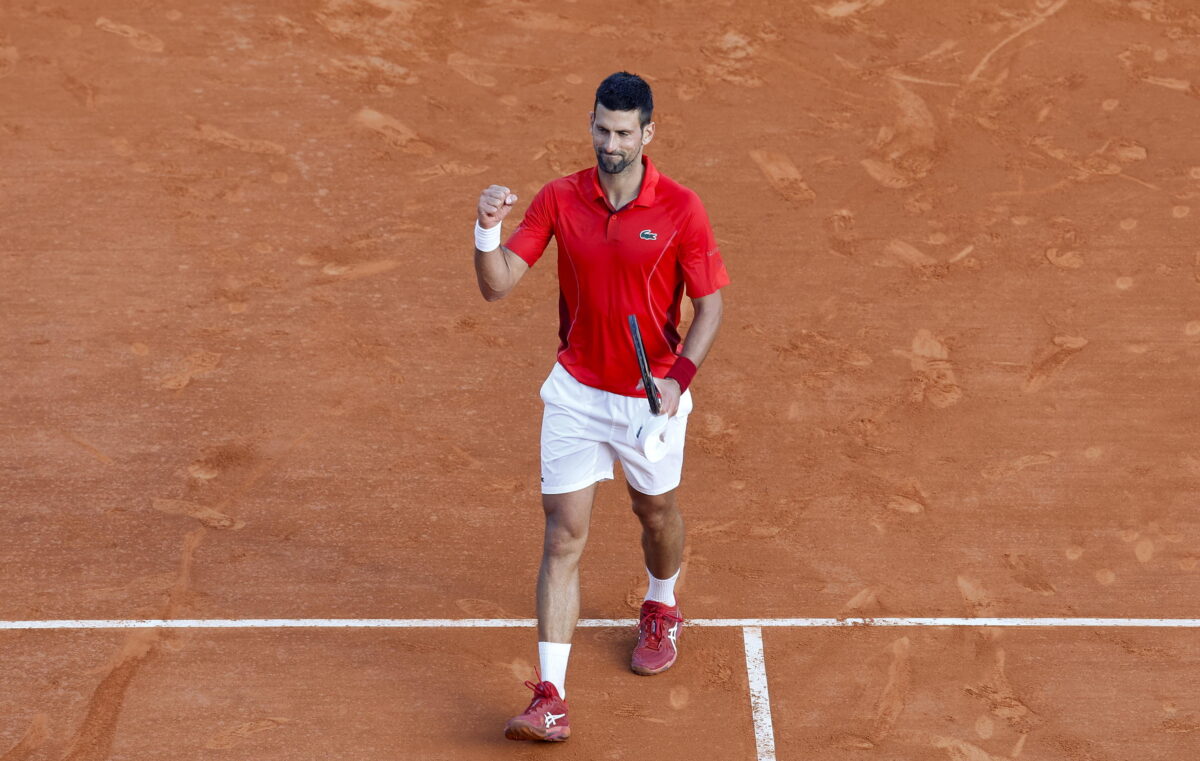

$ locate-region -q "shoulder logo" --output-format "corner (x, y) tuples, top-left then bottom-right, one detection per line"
(639, 229), (658, 241)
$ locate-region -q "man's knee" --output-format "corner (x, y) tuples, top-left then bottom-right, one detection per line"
(542, 489), (594, 561)
(543, 515), (588, 560)
(629, 489), (678, 529)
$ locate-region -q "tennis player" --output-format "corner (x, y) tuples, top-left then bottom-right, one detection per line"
(472, 72), (729, 742)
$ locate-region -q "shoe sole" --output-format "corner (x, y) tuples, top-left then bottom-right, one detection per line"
(504, 719), (570, 742)
(631, 653), (678, 676)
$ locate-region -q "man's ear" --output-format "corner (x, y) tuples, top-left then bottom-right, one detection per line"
(642, 122), (656, 145)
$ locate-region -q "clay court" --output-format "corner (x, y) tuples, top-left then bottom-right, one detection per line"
(3, 0), (1199, 759)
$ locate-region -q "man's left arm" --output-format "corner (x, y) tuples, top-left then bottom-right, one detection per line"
(653, 290), (723, 416)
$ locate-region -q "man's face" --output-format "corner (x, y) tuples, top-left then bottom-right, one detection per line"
(590, 103), (654, 175)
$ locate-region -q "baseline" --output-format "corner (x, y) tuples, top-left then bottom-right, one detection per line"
(3, 617), (1199, 629)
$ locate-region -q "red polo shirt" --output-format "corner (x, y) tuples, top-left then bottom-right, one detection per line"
(505, 155), (729, 397)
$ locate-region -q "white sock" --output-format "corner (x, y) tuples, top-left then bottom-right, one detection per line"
(537, 641), (571, 699)
(645, 567), (680, 606)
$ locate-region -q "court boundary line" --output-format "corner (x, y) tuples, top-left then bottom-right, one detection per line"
(742, 626), (777, 761)
(9, 617), (1197, 761)
(3, 617), (1198, 629)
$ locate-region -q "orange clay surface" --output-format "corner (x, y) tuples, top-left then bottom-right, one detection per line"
(2, 0), (1199, 759)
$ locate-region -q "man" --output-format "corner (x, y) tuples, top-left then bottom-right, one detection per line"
(472, 71), (728, 742)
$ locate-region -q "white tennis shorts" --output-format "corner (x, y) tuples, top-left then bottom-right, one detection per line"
(539, 362), (693, 496)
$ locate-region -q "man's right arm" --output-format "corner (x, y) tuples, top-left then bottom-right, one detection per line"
(474, 245), (529, 302)
(474, 184), (531, 302)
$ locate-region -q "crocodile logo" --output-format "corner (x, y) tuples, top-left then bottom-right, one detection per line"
(639, 229), (658, 241)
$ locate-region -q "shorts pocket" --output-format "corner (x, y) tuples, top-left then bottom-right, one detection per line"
(539, 364), (561, 403)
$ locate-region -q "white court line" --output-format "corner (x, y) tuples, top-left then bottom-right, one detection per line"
(5, 617), (1196, 761)
(689, 617), (1200, 627)
(742, 626), (777, 761)
(2, 617), (1199, 630)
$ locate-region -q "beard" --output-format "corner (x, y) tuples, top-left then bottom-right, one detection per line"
(596, 148), (639, 175)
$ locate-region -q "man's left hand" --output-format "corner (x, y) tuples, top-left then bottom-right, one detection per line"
(636, 376), (682, 417)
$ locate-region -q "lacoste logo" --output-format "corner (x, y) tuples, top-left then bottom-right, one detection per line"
(544, 712), (566, 727)
(639, 229), (658, 240)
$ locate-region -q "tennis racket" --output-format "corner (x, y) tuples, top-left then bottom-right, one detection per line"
(627, 314), (661, 416)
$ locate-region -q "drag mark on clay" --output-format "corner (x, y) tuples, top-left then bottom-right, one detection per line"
(930, 734), (1009, 761)
(39, 425), (309, 757)
(965, 0), (1069, 84)
(884, 80), (938, 157)
(416, 162), (489, 181)
(204, 718), (292, 750)
(159, 350), (222, 391)
(192, 123), (286, 156)
(59, 431), (114, 465)
(151, 498), (245, 530)
(94, 18), (164, 53)
(861, 158), (915, 189)
(699, 28), (768, 89)
(966, 648), (1040, 733)
(981, 452), (1057, 481)
(312, 0), (425, 53)
(58, 524), (206, 761)
(882, 239), (938, 268)
(455, 599), (513, 619)
(446, 52), (496, 87)
(1044, 247), (1084, 269)
(861, 80), (939, 189)
(956, 575), (998, 617)
(869, 637), (912, 742)
(208, 428), (314, 516)
(321, 55), (418, 86)
(0, 45), (19, 79)
(813, 0), (888, 19)
(58, 631), (158, 761)
(353, 107), (433, 156)
(898, 330), (962, 408)
(1023, 335), (1086, 393)
(0, 714), (48, 761)
(1002, 554), (1057, 596)
(318, 259), (400, 280)
(1141, 75), (1194, 94)
(887, 477), (929, 515)
(842, 586), (887, 616)
(749, 150), (816, 205)
(60, 73), (98, 110)
(613, 704), (667, 724)
(1031, 136), (1158, 191)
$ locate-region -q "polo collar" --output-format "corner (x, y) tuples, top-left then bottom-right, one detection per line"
(588, 154), (659, 209)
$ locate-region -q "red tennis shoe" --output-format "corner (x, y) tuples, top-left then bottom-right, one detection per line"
(504, 680), (570, 742)
(631, 600), (683, 675)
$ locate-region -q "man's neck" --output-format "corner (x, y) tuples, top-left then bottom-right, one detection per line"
(598, 157), (645, 211)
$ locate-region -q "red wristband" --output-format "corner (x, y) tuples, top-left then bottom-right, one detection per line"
(665, 356), (697, 393)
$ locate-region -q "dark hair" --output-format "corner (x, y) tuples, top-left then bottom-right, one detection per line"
(594, 72), (653, 128)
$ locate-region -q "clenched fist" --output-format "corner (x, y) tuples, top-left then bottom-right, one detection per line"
(478, 185), (518, 229)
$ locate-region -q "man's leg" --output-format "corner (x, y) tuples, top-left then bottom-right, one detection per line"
(628, 484), (684, 583)
(537, 484), (597, 686)
(506, 484), (596, 742)
(628, 484), (686, 675)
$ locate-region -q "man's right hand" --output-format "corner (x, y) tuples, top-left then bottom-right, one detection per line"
(478, 185), (518, 229)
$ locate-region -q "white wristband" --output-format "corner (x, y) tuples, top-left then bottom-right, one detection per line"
(474, 220), (501, 252)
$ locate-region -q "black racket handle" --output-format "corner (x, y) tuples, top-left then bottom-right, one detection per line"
(627, 315), (661, 416)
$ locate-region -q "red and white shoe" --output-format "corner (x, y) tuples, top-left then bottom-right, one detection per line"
(631, 600), (683, 675)
(504, 680), (570, 742)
